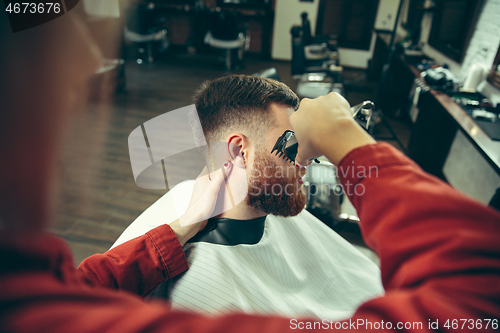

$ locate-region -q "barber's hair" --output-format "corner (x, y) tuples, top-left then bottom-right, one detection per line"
(193, 75), (299, 143)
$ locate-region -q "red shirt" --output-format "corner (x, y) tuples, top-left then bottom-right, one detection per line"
(1, 143), (499, 332)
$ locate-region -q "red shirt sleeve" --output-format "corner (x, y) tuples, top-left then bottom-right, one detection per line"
(337, 142), (500, 329)
(78, 224), (188, 297)
(77, 142), (500, 331)
(4, 142), (500, 333)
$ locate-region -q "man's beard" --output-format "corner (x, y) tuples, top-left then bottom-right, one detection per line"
(246, 150), (307, 217)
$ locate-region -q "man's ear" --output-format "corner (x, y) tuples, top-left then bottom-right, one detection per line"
(227, 133), (249, 164)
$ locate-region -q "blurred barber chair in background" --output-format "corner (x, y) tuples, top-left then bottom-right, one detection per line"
(204, 8), (249, 70)
(302, 158), (349, 232)
(291, 12), (340, 78)
(291, 12), (344, 99)
(304, 157), (375, 261)
(296, 72), (344, 98)
(83, 0), (126, 96)
(124, 2), (169, 64)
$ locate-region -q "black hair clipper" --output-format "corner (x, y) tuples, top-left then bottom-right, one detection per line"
(271, 100), (374, 164)
(271, 130), (319, 164)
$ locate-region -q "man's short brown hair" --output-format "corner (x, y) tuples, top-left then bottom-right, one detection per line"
(193, 75), (299, 143)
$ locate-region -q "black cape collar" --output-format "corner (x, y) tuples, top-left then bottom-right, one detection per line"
(187, 215), (267, 246)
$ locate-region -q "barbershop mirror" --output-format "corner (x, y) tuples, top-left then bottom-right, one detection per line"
(428, 0), (484, 63)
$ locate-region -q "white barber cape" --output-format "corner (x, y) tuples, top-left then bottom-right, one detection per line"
(112, 180), (383, 320)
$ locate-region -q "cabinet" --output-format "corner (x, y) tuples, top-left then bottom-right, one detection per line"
(375, 38), (500, 204)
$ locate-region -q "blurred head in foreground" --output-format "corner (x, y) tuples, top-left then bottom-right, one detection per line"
(0, 11), (103, 232)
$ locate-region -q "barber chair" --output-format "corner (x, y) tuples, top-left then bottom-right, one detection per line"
(204, 9), (249, 70)
(291, 12), (344, 99)
(302, 158), (349, 232)
(124, 3), (169, 64)
(291, 12), (340, 77)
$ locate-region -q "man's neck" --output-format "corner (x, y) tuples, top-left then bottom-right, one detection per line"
(215, 201), (267, 220)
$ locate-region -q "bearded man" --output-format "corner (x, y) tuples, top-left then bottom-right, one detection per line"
(111, 75), (383, 320)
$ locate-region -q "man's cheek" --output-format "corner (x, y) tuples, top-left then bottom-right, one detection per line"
(284, 165), (300, 180)
(248, 164), (261, 179)
(272, 165), (285, 180)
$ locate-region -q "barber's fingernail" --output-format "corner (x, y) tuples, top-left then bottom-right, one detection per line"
(295, 162), (303, 169)
(223, 162), (230, 169)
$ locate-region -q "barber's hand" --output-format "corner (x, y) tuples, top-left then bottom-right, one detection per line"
(290, 92), (376, 166)
(170, 162), (232, 246)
